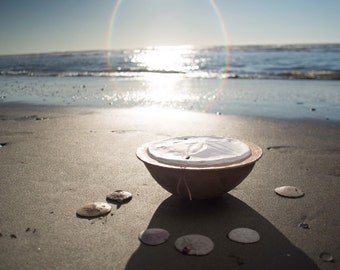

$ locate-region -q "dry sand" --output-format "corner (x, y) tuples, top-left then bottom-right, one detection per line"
(0, 104), (339, 270)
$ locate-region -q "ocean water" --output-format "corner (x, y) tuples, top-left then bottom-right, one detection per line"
(0, 44), (339, 120)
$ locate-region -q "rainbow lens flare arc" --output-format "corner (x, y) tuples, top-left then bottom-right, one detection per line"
(105, 0), (230, 111)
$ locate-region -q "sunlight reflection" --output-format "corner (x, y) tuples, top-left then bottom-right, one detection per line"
(132, 45), (197, 73)
(133, 46), (199, 106)
(143, 73), (190, 104)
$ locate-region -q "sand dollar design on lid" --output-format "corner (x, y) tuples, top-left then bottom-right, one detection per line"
(174, 234), (214, 256)
(76, 202), (111, 218)
(274, 186), (304, 198)
(228, 228), (260, 244)
(147, 136), (251, 167)
(139, 228), (170, 245)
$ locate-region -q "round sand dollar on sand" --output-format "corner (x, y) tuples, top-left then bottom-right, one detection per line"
(274, 186), (304, 198)
(76, 202), (111, 218)
(139, 228), (170, 245)
(174, 234), (214, 256)
(106, 190), (132, 203)
(228, 228), (260, 244)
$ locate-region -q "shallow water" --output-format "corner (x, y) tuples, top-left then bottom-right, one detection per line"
(1, 44), (339, 120)
(1, 75), (339, 121)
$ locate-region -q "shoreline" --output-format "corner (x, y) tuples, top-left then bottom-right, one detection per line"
(1, 101), (340, 124)
(1, 76), (340, 122)
(0, 104), (339, 269)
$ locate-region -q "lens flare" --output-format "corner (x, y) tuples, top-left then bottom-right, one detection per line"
(106, 0), (230, 112)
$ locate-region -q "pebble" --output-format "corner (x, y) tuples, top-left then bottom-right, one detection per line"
(319, 252), (334, 262)
(274, 186), (305, 198)
(76, 202), (111, 218)
(228, 228), (260, 244)
(106, 190), (132, 203)
(174, 234), (214, 256)
(298, 223), (310, 229)
(139, 228), (170, 246)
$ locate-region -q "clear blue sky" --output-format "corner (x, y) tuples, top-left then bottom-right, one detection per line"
(1, 0), (339, 55)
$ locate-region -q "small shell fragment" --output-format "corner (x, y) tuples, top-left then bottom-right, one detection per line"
(274, 186), (304, 198)
(319, 252), (334, 262)
(139, 228), (170, 245)
(174, 234), (214, 256)
(228, 228), (260, 244)
(106, 190), (132, 203)
(76, 202), (111, 218)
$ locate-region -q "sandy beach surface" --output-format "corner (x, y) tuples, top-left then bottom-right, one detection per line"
(0, 104), (339, 270)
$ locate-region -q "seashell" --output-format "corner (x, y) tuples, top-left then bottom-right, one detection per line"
(228, 228), (260, 244)
(274, 186), (304, 198)
(106, 190), (132, 203)
(76, 202), (111, 218)
(319, 252), (334, 262)
(174, 234), (214, 256)
(138, 228), (170, 245)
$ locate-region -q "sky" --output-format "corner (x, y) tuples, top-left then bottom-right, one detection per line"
(0, 0), (339, 55)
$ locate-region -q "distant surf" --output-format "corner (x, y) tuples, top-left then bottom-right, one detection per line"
(1, 44), (339, 80)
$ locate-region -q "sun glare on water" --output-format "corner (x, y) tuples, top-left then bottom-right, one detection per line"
(132, 45), (197, 73)
(131, 46), (198, 104)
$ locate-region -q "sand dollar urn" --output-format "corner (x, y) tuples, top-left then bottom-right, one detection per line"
(136, 136), (262, 199)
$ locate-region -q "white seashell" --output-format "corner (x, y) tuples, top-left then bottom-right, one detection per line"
(106, 190), (132, 203)
(228, 228), (260, 244)
(76, 202), (111, 218)
(274, 186), (304, 198)
(139, 228), (170, 245)
(174, 234), (214, 256)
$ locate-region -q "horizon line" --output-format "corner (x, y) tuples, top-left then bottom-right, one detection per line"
(1, 41), (340, 57)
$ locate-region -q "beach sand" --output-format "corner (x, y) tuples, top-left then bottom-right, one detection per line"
(0, 104), (339, 269)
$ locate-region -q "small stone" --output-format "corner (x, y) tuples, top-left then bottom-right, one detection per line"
(174, 234), (214, 256)
(139, 228), (170, 245)
(319, 252), (334, 262)
(228, 228), (260, 244)
(274, 186), (304, 198)
(76, 202), (111, 218)
(298, 223), (310, 229)
(35, 117), (47, 121)
(10, 234), (17, 239)
(229, 254), (245, 265)
(106, 190), (132, 203)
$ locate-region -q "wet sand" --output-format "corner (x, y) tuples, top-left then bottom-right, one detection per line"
(0, 104), (339, 269)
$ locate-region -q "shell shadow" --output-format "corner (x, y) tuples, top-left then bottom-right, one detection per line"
(125, 194), (319, 270)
